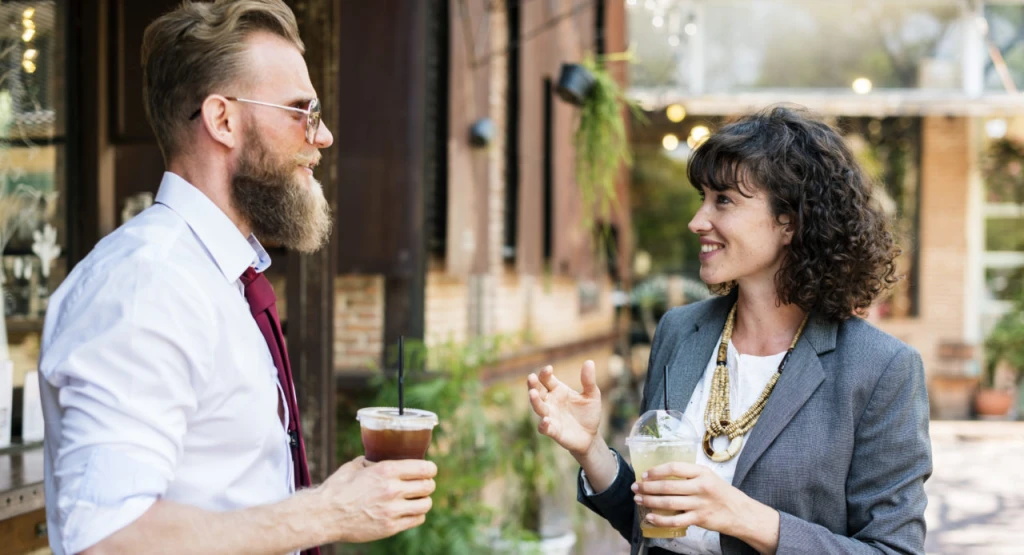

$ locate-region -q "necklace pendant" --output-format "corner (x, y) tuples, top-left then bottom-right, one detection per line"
(702, 430), (744, 462)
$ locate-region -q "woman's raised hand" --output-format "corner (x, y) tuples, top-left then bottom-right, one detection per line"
(526, 360), (603, 457)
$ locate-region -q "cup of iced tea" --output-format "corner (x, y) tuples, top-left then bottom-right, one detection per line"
(626, 410), (699, 539)
(356, 407), (438, 462)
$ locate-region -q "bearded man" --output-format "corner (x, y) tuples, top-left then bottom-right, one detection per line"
(37, 2), (436, 554)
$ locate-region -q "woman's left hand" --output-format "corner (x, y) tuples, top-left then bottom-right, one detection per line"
(632, 462), (780, 552)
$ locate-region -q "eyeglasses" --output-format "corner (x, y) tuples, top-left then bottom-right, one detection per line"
(189, 96), (322, 144)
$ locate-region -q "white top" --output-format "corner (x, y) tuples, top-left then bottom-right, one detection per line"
(584, 336), (785, 555)
(39, 172), (294, 555)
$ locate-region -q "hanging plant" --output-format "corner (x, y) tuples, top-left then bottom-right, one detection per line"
(559, 55), (644, 229)
(983, 137), (1024, 204)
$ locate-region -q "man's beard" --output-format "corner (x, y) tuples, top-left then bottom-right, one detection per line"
(231, 127), (332, 253)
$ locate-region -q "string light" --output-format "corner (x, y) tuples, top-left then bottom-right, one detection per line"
(662, 134), (680, 151)
(653, 15), (664, 28)
(687, 125), (710, 149)
(22, 5), (37, 73)
(668, 35), (680, 46)
(666, 104), (686, 123)
(23, 7), (36, 19)
(685, 23), (698, 36)
(22, 60), (37, 74)
(22, 29), (35, 42)
(852, 77), (873, 94)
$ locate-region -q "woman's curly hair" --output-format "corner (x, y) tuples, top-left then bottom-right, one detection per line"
(687, 105), (901, 321)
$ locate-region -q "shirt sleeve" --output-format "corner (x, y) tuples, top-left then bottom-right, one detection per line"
(39, 258), (215, 554)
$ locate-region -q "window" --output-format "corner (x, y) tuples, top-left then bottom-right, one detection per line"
(0, 0), (67, 325)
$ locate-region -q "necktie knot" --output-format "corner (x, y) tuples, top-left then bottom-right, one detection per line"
(241, 267), (276, 315)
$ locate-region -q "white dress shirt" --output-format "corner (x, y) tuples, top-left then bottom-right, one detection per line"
(39, 172), (293, 555)
(584, 336), (785, 555)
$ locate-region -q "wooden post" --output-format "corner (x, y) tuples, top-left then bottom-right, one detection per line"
(286, 0), (338, 510)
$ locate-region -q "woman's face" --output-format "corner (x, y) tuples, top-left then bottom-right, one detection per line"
(687, 180), (793, 290)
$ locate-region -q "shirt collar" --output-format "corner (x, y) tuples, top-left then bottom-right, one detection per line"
(154, 172), (273, 282)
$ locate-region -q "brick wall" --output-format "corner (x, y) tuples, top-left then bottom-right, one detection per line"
(334, 275), (384, 370)
(876, 116), (975, 378)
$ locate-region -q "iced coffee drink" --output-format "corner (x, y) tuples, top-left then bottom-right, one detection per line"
(356, 407), (438, 462)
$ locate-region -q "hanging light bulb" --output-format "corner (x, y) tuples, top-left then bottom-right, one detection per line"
(23, 49), (38, 61)
(662, 134), (680, 151)
(666, 104), (686, 123)
(23, 60), (37, 74)
(22, 29), (35, 42)
(653, 15), (664, 28)
(24, 7), (36, 19)
(685, 23), (698, 36)
(668, 35), (680, 47)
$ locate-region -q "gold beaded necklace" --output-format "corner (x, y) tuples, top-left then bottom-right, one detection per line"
(702, 304), (810, 462)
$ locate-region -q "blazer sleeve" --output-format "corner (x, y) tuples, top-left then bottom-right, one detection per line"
(576, 448), (638, 541)
(776, 345), (932, 555)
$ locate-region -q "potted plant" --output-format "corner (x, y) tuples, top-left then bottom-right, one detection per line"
(335, 337), (506, 555)
(490, 395), (577, 555)
(981, 293), (1024, 418)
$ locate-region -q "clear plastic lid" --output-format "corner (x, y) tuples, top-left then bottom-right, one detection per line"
(625, 409), (699, 445)
(356, 407), (439, 431)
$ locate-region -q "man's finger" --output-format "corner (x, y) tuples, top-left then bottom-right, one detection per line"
(401, 478), (436, 499)
(392, 514), (428, 533)
(377, 459), (438, 480)
(397, 495), (434, 517)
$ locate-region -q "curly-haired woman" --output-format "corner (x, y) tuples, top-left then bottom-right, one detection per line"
(527, 106), (931, 555)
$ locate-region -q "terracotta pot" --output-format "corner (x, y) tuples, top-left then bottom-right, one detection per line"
(975, 388), (1014, 417)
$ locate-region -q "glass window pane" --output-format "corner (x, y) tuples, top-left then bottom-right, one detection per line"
(629, 0), (965, 93)
(986, 218), (1024, 252)
(0, 0), (66, 322)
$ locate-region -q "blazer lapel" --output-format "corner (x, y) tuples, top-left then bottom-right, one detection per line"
(661, 293), (734, 413)
(731, 314), (837, 488)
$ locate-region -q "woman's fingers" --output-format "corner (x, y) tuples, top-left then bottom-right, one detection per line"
(643, 462), (703, 481)
(635, 492), (699, 512)
(528, 388), (550, 418)
(537, 365), (566, 393)
(634, 477), (702, 496)
(643, 509), (698, 530)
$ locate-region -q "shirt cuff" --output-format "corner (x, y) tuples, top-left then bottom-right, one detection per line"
(580, 448), (621, 496)
(63, 496), (157, 555)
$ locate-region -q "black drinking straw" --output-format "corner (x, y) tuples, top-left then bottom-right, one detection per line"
(663, 365), (669, 411)
(398, 336), (405, 416)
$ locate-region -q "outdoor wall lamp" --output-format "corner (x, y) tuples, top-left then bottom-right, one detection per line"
(469, 117), (495, 148)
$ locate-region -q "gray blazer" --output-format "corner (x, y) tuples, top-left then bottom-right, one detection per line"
(578, 293), (932, 555)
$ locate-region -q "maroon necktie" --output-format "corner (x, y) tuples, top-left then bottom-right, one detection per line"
(241, 267), (320, 555)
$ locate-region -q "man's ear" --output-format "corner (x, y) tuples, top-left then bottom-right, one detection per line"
(198, 95), (239, 149)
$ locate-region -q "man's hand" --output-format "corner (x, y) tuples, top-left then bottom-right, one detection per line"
(317, 456), (438, 543)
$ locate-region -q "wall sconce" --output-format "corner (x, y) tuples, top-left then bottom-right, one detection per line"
(469, 118), (495, 148)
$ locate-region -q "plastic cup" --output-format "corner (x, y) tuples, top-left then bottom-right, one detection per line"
(626, 410), (700, 539)
(356, 407), (438, 462)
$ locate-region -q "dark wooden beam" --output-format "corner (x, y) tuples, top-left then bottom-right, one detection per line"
(285, 0), (339, 508)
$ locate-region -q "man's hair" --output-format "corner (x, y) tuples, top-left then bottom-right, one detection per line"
(688, 105), (902, 321)
(141, 0), (304, 161)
